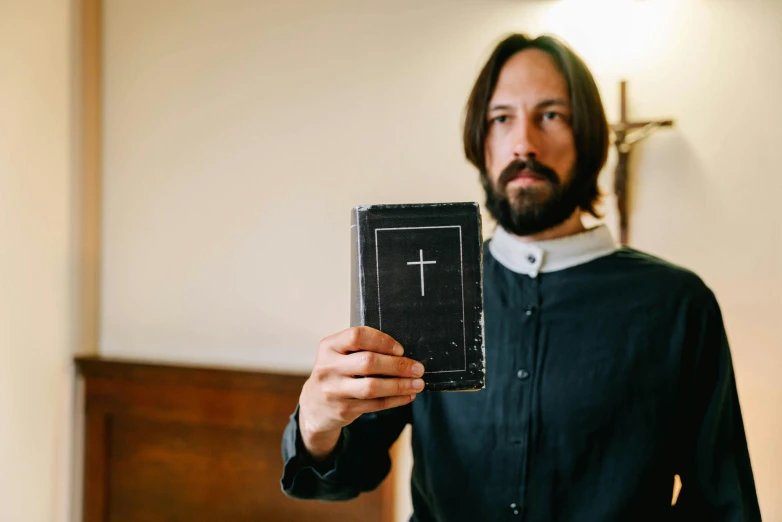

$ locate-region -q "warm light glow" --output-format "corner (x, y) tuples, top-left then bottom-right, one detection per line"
(542, 0), (679, 78)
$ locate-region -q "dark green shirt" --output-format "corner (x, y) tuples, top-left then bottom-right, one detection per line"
(281, 240), (760, 521)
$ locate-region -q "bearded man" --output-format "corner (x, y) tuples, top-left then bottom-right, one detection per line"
(280, 34), (760, 522)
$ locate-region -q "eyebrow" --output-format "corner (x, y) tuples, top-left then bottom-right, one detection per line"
(487, 103), (515, 113)
(487, 98), (571, 113)
(536, 98), (570, 111)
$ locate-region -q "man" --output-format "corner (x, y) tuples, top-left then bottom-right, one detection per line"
(280, 34), (760, 521)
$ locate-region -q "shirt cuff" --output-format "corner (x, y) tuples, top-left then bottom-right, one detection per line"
(281, 404), (346, 490)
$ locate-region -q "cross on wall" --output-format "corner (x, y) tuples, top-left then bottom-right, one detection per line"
(611, 80), (674, 245)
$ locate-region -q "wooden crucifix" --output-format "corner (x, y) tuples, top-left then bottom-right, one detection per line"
(611, 80), (674, 245)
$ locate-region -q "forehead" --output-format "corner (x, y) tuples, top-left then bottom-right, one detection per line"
(490, 48), (570, 103)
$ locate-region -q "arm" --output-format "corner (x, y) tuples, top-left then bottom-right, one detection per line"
(672, 289), (761, 521)
(281, 402), (411, 500)
(279, 326), (424, 501)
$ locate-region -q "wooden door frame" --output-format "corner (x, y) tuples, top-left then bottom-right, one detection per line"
(75, 0), (102, 357)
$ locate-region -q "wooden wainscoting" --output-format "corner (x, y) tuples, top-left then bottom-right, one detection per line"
(75, 356), (395, 522)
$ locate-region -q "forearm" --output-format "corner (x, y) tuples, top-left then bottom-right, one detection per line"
(281, 410), (361, 501)
(280, 404), (409, 501)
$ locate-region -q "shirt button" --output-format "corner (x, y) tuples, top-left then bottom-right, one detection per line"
(527, 254), (536, 264)
(525, 306), (537, 316)
(516, 369), (530, 381)
(510, 503), (517, 509)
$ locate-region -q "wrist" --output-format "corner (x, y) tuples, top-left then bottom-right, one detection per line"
(298, 409), (341, 461)
(298, 396), (342, 460)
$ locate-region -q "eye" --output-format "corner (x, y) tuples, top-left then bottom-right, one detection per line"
(490, 115), (509, 125)
(542, 111), (561, 121)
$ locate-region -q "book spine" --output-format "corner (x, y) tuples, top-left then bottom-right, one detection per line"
(350, 206), (365, 327)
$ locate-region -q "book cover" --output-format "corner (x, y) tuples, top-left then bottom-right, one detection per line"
(350, 202), (485, 392)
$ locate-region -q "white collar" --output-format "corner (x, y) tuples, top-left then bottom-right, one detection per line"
(488, 224), (618, 278)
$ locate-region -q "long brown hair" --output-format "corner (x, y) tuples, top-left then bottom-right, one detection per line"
(463, 34), (609, 218)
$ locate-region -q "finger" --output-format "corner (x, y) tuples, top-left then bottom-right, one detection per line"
(345, 376), (425, 400)
(354, 393), (418, 414)
(344, 351), (424, 378)
(322, 326), (403, 356)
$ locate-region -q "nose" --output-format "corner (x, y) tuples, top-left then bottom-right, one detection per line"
(512, 119), (540, 160)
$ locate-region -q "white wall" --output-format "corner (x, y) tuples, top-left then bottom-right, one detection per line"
(0, 1), (76, 521)
(102, 0), (781, 519)
(101, 0), (523, 370)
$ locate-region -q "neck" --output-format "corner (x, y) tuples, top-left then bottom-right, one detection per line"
(511, 210), (586, 242)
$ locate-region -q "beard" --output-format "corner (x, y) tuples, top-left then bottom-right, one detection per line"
(481, 157), (582, 237)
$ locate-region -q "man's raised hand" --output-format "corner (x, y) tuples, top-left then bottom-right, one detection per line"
(297, 326), (424, 460)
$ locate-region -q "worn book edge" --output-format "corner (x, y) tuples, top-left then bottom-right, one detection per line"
(350, 207), (365, 327)
(350, 203), (486, 393)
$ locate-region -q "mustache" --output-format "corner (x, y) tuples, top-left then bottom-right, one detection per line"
(497, 158), (560, 188)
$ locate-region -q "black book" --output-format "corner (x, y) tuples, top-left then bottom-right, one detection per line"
(350, 202), (485, 392)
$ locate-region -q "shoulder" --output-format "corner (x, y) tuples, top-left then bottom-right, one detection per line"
(603, 247), (716, 304)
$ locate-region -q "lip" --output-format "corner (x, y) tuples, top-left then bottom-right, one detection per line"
(506, 171), (545, 188)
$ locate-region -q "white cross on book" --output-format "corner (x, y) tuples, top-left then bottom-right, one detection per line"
(407, 249), (437, 297)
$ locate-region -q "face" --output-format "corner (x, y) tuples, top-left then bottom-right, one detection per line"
(482, 48), (580, 236)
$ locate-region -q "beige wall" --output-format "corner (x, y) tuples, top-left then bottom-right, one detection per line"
(0, 1), (77, 521)
(102, 0), (781, 520)
(101, 0), (513, 370)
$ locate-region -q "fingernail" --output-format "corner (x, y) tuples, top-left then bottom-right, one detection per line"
(393, 344), (404, 356)
(412, 362), (425, 377)
(412, 379), (424, 391)
(409, 394), (417, 401)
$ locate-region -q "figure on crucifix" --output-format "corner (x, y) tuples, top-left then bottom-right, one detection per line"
(611, 80), (674, 244)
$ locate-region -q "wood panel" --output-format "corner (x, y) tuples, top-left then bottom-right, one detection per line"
(75, 357), (394, 522)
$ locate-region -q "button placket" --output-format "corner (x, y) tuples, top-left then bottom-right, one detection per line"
(524, 246), (543, 272)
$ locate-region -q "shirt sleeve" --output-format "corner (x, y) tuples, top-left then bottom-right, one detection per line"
(280, 402), (411, 501)
(672, 288), (761, 521)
